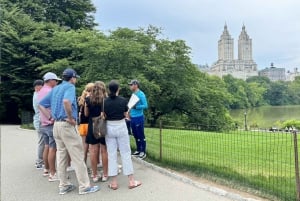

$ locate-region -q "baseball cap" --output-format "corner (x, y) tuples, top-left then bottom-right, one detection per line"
(43, 72), (61, 81)
(128, 80), (139, 86)
(33, 79), (44, 87)
(62, 68), (80, 78)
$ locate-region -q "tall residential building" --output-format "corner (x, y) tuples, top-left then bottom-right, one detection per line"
(210, 24), (258, 80)
(259, 63), (286, 81)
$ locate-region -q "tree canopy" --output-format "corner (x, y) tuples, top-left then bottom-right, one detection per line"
(1, 1), (299, 130)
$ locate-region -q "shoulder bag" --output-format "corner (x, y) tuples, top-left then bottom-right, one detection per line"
(92, 98), (107, 139)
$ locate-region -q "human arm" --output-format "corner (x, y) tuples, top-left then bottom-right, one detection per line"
(63, 99), (76, 126)
(84, 97), (90, 117)
(63, 85), (76, 126)
(32, 93), (39, 114)
(38, 91), (54, 122)
(135, 92), (148, 110)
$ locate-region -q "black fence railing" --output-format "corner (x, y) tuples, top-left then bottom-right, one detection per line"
(132, 121), (300, 201)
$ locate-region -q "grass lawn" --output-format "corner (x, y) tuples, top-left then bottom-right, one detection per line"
(130, 128), (298, 201)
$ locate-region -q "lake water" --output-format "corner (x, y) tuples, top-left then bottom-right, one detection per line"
(230, 105), (300, 129)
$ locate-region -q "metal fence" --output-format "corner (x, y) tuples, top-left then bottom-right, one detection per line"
(136, 121), (300, 201)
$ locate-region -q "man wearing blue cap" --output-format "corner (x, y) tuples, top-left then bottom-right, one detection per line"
(128, 80), (148, 159)
(39, 69), (100, 195)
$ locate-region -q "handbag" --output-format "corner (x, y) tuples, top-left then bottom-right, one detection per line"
(92, 98), (107, 139)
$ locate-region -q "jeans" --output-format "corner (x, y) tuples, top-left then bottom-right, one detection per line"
(130, 116), (146, 153)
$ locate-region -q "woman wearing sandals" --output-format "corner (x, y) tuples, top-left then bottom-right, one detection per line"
(78, 83), (94, 164)
(104, 80), (142, 190)
(85, 81), (109, 183)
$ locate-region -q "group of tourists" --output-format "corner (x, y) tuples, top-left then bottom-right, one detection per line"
(32, 68), (148, 195)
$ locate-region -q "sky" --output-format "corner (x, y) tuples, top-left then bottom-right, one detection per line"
(92, 0), (300, 70)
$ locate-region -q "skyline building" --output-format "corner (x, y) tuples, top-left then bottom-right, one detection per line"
(210, 24), (258, 80)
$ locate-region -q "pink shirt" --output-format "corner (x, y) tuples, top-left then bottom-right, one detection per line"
(38, 85), (53, 126)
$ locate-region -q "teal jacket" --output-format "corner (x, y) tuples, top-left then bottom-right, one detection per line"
(130, 90), (148, 118)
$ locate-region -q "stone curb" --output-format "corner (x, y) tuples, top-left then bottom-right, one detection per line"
(132, 157), (261, 201)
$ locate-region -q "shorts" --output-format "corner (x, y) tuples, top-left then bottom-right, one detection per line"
(40, 125), (56, 148)
(78, 124), (88, 136)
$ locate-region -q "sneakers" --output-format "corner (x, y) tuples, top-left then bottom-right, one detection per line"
(79, 186), (100, 195)
(35, 164), (44, 170)
(138, 152), (146, 159)
(48, 173), (60, 182)
(132, 151), (140, 156)
(59, 184), (76, 195)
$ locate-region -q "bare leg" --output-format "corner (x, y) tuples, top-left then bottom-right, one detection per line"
(43, 145), (49, 171)
(82, 136), (88, 164)
(89, 144), (99, 177)
(49, 148), (57, 175)
(100, 144), (108, 177)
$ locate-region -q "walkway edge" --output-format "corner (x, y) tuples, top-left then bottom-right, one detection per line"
(132, 157), (261, 201)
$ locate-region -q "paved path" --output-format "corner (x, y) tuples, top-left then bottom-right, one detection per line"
(1, 125), (238, 201)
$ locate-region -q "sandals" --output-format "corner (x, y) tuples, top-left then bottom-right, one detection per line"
(43, 169), (49, 177)
(108, 183), (118, 190)
(102, 175), (108, 182)
(128, 180), (142, 189)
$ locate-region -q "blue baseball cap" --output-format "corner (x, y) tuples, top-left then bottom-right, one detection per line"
(62, 68), (80, 79)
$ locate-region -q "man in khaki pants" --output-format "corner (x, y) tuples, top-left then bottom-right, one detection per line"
(39, 68), (100, 195)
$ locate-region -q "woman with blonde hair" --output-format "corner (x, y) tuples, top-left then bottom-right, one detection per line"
(78, 83), (94, 163)
(85, 81), (109, 182)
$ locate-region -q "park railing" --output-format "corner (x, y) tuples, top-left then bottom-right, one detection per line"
(135, 120), (300, 201)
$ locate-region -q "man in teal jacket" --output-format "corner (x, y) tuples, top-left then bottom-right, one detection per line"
(129, 80), (148, 159)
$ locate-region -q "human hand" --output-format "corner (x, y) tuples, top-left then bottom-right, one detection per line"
(66, 118), (76, 126)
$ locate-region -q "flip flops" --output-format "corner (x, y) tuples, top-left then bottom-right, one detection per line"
(128, 180), (142, 189)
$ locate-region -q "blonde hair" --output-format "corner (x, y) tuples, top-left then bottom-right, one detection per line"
(90, 81), (107, 105)
(78, 83), (95, 107)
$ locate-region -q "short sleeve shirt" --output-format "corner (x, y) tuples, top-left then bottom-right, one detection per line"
(104, 96), (128, 121)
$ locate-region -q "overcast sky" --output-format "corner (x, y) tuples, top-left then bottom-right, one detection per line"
(92, 0), (300, 70)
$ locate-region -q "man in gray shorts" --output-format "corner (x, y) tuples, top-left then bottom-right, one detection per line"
(38, 72), (61, 182)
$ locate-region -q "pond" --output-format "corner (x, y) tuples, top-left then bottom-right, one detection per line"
(229, 105), (300, 129)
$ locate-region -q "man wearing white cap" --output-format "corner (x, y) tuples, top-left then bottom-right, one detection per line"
(38, 72), (61, 182)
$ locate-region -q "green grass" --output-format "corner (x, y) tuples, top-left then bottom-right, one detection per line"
(130, 128), (298, 201)
(20, 123), (35, 130)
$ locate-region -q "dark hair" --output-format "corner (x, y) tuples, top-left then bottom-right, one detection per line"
(33, 79), (44, 87)
(63, 76), (72, 81)
(108, 80), (119, 98)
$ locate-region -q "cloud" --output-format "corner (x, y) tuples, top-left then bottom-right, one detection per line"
(92, 0), (300, 69)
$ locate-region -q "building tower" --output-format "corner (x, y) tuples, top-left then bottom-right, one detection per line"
(218, 23), (234, 61)
(238, 25), (252, 61)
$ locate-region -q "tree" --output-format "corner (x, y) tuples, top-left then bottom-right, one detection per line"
(0, 7), (62, 123)
(1, 0), (97, 29)
(265, 82), (289, 105)
(223, 75), (249, 109)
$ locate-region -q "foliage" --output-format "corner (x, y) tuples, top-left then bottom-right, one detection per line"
(2, 1), (300, 129)
(1, 0), (97, 29)
(282, 119), (300, 129)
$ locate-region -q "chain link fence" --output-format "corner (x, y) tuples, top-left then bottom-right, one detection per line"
(134, 120), (300, 201)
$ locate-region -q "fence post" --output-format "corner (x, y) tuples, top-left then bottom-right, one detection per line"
(159, 120), (162, 161)
(293, 130), (300, 201)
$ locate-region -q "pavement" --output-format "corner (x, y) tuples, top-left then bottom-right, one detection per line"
(0, 125), (257, 201)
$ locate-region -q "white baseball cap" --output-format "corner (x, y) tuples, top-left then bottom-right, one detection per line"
(43, 72), (62, 81)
